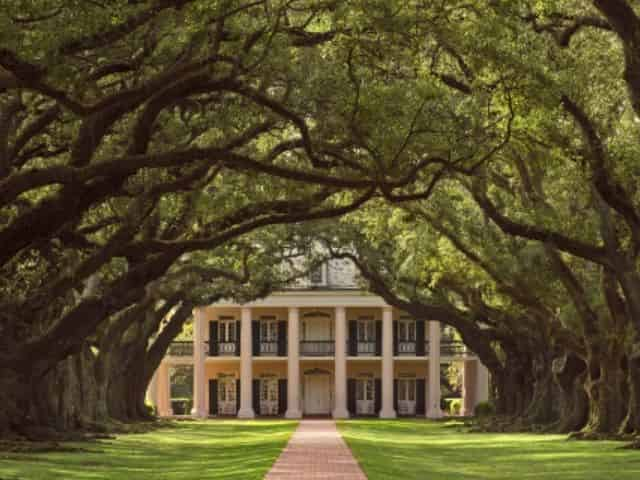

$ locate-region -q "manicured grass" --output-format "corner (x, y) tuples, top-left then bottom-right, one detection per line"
(338, 419), (640, 480)
(0, 420), (297, 480)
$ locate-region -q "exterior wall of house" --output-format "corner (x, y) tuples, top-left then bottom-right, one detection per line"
(153, 288), (490, 419)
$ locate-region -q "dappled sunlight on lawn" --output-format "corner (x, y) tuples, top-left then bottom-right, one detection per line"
(0, 420), (298, 480)
(338, 419), (640, 480)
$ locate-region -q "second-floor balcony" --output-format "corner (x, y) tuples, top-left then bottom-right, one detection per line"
(259, 341), (279, 356)
(170, 338), (469, 359)
(207, 341), (238, 356)
(397, 341), (417, 355)
(300, 340), (335, 356)
(356, 341), (376, 356)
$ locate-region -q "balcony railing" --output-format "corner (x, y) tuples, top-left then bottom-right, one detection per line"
(441, 340), (466, 356)
(356, 341), (376, 356)
(207, 341), (238, 356)
(259, 341), (278, 356)
(167, 341), (193, 356)
(300, 340), (335, 356)
(398, 341), (416, 355)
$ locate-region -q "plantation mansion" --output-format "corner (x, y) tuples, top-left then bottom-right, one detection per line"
(147, 258), (489, 418)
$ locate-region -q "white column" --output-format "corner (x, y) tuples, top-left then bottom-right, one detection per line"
(333, 306), (349, 418)
(191, 308), (207, 417)
(380, 306), (396, 418)
(285, 307), (302, 418)
(476, 360), (490, 404)
(427, 320), (444, 418)
(460, 359), (475, 417)
(158, 362), (172, 416)
(147, 369), (158, 410)
(237, 306), (255, 418)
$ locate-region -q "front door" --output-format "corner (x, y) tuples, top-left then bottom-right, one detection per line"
(218, 378), (237, 415)
(398, 378), (416, 416)
(304, 375), (331, 415)
(356, 378), (375, 415)
(260, 378), (279, 415)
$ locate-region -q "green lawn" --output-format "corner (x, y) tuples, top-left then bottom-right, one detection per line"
(338, 419), (640, 480)
(0, 420), (297, 480)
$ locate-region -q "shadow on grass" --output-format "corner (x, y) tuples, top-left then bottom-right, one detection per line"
(0, 420), (298, 480)
(338, 419), (640, 480)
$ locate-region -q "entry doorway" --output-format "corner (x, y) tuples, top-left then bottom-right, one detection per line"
(303, 374), (331, 415)
(398, 378), (416, 415)
(218, 377), (237, 415)
(260, 377), (279, 416)
(356, 378), (375, 415)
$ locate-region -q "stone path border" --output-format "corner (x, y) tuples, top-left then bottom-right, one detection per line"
(265, 419), (367, 479)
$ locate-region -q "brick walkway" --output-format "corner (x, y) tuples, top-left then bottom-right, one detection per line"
(265, 419), (367, 479)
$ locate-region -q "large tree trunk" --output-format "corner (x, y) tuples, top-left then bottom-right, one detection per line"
(582, 343), (627, 435)
(493, 359), (532, 418)
(621, 354), (640, 434)
(5, 344), (103, 439)
(523, 352), (557, 425)
(553, 353), (589, 433)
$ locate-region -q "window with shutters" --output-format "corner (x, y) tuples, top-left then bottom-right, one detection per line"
(218, 317), (237, 355)
(219, 318), (236, 342)
(309, 263), (326, 285)
(260, 318), (278, 342)
(259, 317), (278, 355)
(357, 318), (375, 341)
(356, 318), (376, 355)
(398, 319), (416, 341)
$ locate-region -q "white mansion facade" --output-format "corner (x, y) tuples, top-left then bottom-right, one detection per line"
(147, 259), (489, 418)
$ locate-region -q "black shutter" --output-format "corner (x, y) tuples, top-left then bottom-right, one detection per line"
(209, 321), (218, 356)
(374, 379), (382, 415)
(416, 378), (426, 415)
(347, 378), (357, 416)
(235, 379), (241, 414)
(416, 320), (425, 356)
(278, 321), (287, 356)
(393, 379), (399, 414)
(235, 321), (241, 355)
(375, 321), (382, 356)
(348, 320), (358, 356)
(278, 379), (288, 415)
(393, 321), (398, 356)
(253, 379), (260, 415)
(209, 379), (218, 415)
(252, 321), (260, 356)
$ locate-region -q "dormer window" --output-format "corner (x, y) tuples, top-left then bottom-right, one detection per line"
(309, 264), (326, 285)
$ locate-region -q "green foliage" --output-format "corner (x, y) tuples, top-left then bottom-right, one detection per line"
(449, 399), (462, 416)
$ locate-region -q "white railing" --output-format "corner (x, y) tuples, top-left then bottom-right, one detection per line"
(398, 341), (416, 355)
(219, 342), (237, 355)
(259, 341), (278, 355)
(300, 341), (335, 356)
(357, 341), (376, 355)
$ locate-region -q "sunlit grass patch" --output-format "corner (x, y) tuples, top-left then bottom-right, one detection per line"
(338, 419), (640, 480)
(0, 420), (297, 480)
